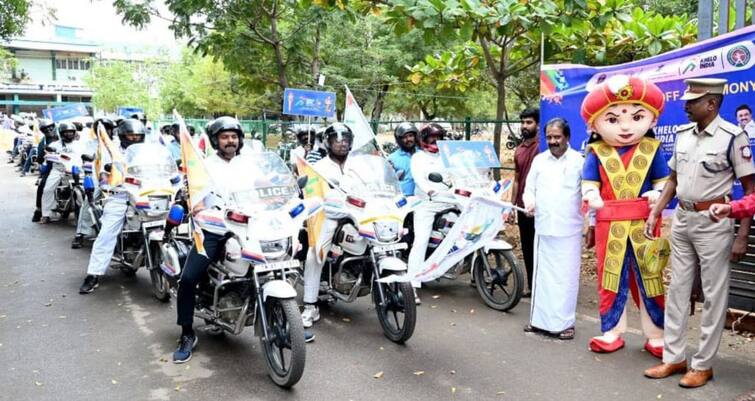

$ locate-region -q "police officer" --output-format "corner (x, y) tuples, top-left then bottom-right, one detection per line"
(643, 78), (755, 388)
(39, 122), (81, 224)
(388, 122), (418, 196)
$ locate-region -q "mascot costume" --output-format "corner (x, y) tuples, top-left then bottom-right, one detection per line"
(581, 75), (670, 358)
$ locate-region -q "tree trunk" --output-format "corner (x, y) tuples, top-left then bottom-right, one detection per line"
(371, 83), (389, 120)
(268, 13), (288, 90)
(311, 23), (320, 85)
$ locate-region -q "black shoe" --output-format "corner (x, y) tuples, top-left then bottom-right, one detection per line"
(79, 275), (99, 294)
(71, 235), (84, 249)
(31, 209), (41, 223)
(304, 330), (315, 343)
(173, 334), (198, 363)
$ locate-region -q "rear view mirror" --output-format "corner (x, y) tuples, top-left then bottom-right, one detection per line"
(428, 173), (444, 183)
(81, 154), (94, 162)
(297, 175), (308, 189)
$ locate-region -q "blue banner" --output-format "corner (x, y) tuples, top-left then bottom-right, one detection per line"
(282, 88), (336, 118)
(540, 25), (755, 200)
(117, 107), (144, 117)
(439, 140), (501, 169)
(43, 103), (90, 122)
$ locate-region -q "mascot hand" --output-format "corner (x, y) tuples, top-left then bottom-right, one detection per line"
(585, 190), (604, 209)
(641, 190), (661, 208)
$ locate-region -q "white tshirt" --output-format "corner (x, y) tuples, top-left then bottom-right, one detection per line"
(410, 150), (448, 199)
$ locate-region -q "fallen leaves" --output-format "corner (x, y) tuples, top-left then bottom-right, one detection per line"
(111, 379), (119, 385)
(342, 318), (351, 323)
(34, 381), (43, 386)
(432, 295), (440, 299)
(413, 371), (424, 376)
(373, 371), (384, 379)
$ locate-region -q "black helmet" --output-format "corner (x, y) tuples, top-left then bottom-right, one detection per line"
(419, 123), (446, 153)
(94, 117), (116, 139)
(323, 123), (354, 152)
(295, 124), (316, 144)
(58, 122), (77, 143)
(117, 118), (146, 148)
(394, 122), (418, 142)
(207, 116), (244, 152)
(130, 112), (147, 125)
(39, 119), (55, 137)
(72, 121), (84, 132)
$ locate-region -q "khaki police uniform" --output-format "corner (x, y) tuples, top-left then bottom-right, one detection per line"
(665, 109), (755, 370)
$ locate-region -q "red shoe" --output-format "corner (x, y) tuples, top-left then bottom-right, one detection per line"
(644, 341), (663, 359)
(589, 337), (625, 353)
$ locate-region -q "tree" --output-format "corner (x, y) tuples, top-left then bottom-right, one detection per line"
(0, 0), (30, 40)
(84, 60), (166, 118)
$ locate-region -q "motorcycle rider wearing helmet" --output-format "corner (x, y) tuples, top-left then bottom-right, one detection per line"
(20, 119), (55, 176)
(79, 119), (146, 293)
(290, 124), (316, 164)
(31, 120), (59, 222)
(388, 122), (419, 196)
(71, 117), (117, 249)
(39, 122), (82, 224)
(301, 122), (354, 328)
(305, 127), (327, 164)
(406, 123), (452, 304)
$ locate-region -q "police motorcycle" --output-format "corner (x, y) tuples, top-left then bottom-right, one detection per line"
(95, 142), (182, 300)
(409, 150), (524, 312)
(43, 142), (85, 221)
(307, 153), (417, 343)
(159, 151), (315, 388)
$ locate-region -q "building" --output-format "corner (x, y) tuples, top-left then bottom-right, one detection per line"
(1, 24), (97, 116)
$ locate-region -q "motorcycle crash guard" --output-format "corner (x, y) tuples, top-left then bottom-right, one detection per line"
(378, 256), (407, 274)
(262, 280), (297, 302)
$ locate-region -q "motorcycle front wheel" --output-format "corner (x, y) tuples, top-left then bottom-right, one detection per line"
(372, 279), (416, 344)
(474, 249), (523, 311)
(260, 298), (305, 388)
(149, 242), (170, 302)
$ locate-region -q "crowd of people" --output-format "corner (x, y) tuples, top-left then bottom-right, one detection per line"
(2, 73), (753, 395)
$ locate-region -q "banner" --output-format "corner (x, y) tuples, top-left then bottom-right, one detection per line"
(282, 88), (336, 118)
(43, 103), (89, 122)
(541, 25), (755, 199)
(97, 124), (126, 187)
(117, 107), (144, 117)
(380, 197), (510, 283)
(343, 85), (379, 155)
(294, 155), (330, 261)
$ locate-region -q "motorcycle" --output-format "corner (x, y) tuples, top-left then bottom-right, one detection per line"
(505, 130), (523, 150)
(94, 142), (182, 300)
(44, 148), (85, 221)
(159, 151), (314, 388)
(307, 154), (417, 343)
(408, 153), (524, 312)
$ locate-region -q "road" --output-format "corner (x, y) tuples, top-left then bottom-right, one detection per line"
(0, 162), (753, 401)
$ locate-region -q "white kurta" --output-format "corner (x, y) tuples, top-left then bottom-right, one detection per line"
(524, 148), (584, 332)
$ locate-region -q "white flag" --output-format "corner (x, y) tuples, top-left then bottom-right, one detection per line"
(343, 85), (377, 154)
(379, 196), (510, 283)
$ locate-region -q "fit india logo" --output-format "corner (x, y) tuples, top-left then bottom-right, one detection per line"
(726, 45), (751, 67)
(681, 58), (697, 75)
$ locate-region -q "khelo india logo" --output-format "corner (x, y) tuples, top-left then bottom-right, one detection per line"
(727, 45), (751, 67)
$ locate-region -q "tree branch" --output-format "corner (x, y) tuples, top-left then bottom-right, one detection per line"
(479, 36), (501, 82)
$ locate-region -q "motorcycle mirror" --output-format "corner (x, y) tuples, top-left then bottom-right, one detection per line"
(104, 163), (112, 173)
(428, 172), (444, 183)
(81, 154), (94, 162)
(296, 175), (309, 189)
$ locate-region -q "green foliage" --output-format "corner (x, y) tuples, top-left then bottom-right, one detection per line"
(84, 60), (165, 118)
(0, 48), (18, 81)
(0, 0), (30, 40)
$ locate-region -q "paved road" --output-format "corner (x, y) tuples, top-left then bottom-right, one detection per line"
(0, 163), (753, 401)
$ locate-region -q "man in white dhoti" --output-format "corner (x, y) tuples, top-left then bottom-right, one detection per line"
(522, 118), (591, 340)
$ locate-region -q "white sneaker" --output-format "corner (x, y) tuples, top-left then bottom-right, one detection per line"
(301, 304), (320, 328)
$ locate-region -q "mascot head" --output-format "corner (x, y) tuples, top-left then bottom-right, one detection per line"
(581, 75), (665, 147)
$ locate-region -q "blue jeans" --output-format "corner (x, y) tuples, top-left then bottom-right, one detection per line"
(22, 147), (36, 173)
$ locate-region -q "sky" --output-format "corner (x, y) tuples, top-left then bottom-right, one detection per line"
(22, 0), (179, 50)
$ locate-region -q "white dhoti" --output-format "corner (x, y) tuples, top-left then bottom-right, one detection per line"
(530, 233), (581, 332)
(86, 194), (128, 276)
(41, 168), (63, 217)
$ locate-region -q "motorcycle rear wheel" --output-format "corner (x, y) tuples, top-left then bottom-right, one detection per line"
(149, 242), (170, 302)
(260, 298), (305, 388)
(372, 279), (416, 344)
(474, 249), (523, 311)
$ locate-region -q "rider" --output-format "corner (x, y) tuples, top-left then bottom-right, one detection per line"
(31, 121), (59, 222)
(406, 123), (451, 304)
(290, 125), (316, 163)
(388, 122), (418, 196)
(78, 119), (146, 293)
(39, 122), (80, 224)
(301, 123), (354, 328)
(71, 117), (116, 249)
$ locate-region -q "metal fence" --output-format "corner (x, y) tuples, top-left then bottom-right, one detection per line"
(698, 0), (755, 40)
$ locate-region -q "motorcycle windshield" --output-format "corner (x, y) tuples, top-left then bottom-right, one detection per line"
(227, 152), (298, 211)
(124, 143), (177, 179)
(444, 153), (491, 190)
(342, 154), (401, 199)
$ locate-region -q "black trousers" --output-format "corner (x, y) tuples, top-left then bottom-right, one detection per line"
(176, 231), (224, 327)
(516, 211), (535, 291)
(35, 167), (50, 209)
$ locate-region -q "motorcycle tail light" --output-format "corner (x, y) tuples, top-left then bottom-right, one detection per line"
(125, 177), (141, 186)
(60, 154), (71, 161)
(346, 196), (366, 208)
(226, 210), (249, 224)
(454, 189), (471, 197)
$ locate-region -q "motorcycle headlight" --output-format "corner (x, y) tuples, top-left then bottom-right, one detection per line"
(373, 221), (399, 242)
(260, 238), (291, 260)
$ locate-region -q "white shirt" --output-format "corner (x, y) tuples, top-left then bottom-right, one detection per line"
(523, 147), (584, 237)
(410, 150), (448, 199)
(744, 120), (755, 140)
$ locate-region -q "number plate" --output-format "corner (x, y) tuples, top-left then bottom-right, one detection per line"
(149, 198), (169, 211)
(256, 259), (300, 273)
(373, 242), (407, 253)
(142, 220), (165, 229)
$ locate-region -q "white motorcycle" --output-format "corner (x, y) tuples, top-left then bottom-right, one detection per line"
(44, 147), (85, 221)
(410, 155), (524, 312)
(308, 154), (417, 343)
(159, 152), (316, 388)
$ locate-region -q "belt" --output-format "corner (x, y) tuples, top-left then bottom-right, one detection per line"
(678, 197), (728, 212)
